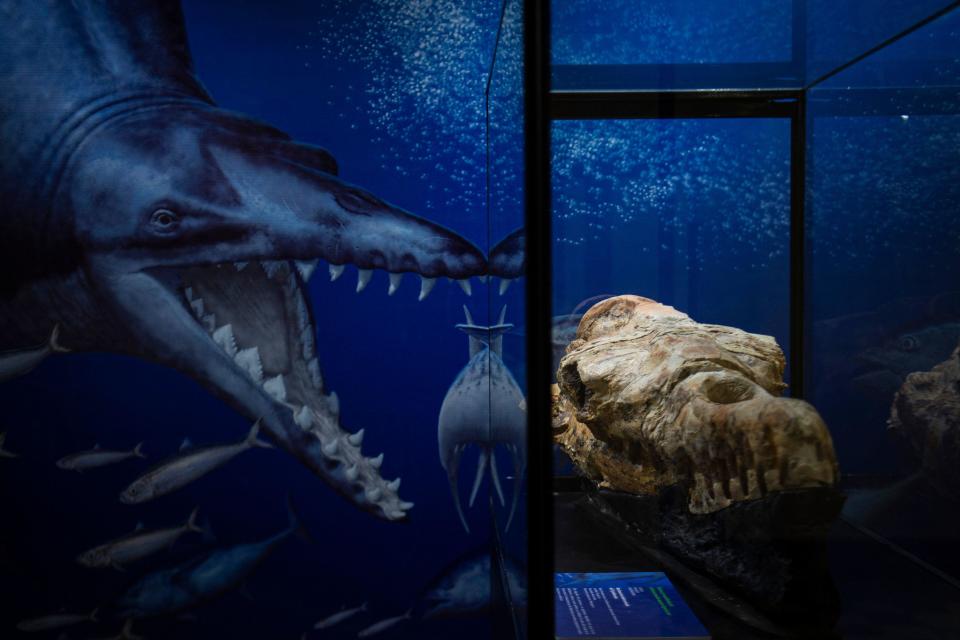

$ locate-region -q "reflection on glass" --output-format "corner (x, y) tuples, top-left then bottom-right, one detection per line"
(808, 6), (960, 585)
(552, 0), (791, 65)
(552, 118), (791, 373)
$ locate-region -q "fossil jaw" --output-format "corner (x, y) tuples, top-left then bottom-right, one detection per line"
(554, 295), (839, 515)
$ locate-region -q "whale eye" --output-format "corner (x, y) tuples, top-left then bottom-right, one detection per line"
(150, 208), (181, 233)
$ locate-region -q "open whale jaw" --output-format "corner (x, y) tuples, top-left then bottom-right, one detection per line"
(176, 258), (410, 521)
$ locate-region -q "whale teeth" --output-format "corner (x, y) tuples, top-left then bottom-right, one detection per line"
(387, 272), (402, 296)
(295, 260), (318, 281)
(263, 375), (286, 402)
(356, 269), (372, 293)
(327, 391), (339, 417)
(235, 347), (264, 383)
(190, 298), (204, 317)
(418, 276), (436, 302)
(399, 501), (415, 511)
(322, 438), (339, 457)
(261, 260), (285, 279)
(499, 278), (513, 295)
(212, 324), (238, 357)
(202, 313), (217, 333)
(234, 261), (249, 272)
(295, 294), (310, 332)
(386, 478), (401, 491)
(347, 429), (364, 447)
(299, 326), (315, 361)
(385, 509), (406, 521)
(365, 487), (382, 502)
(286, 272), (298, 295)
(345, 464), (360, 482)
(293, 405), (313, 429)
(183, 287), (194, 301)
(329, 264), (344, 281)
(307, 357), (322, 388)
(458, 278), (472, 296)
(368, 453), (384, 469)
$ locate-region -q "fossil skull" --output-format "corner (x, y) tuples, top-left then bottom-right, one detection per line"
(554, 295), (839, 514)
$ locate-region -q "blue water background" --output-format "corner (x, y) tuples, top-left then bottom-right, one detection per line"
(0, 1), (525, 639)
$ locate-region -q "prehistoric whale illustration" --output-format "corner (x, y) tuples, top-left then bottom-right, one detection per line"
(438, 306), (527, 533)
(0, 1), (490, 522)
(488, 228), (525, 295)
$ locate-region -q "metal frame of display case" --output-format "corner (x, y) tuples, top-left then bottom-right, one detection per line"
(523, 1), (553, 638)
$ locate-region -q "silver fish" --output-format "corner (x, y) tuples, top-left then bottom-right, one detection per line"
(0, 324), (69, 383)
(0, 432), (17, 458)
(57, 442), (145, 472)
(16, 607), (97, 632)
(120, 420), (271, 504)
(314, 602), (368, 630)
(356, 609), (412, 638)
(77, 507), (205, 570)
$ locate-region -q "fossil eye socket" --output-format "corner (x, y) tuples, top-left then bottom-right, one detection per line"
(898, 335), (920, 352)
(149, 208), (181, 233)
(702, 376), (754, 404)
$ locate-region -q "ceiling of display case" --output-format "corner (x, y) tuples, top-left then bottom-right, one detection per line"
(551, 0), (959, 91)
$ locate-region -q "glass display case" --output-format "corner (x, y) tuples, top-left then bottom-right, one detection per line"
(547, 2), (960, 639)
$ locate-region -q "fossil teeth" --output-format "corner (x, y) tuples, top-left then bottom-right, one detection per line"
(322, 438), (339, 457)
(356, 269), (372, 293)
(212, 324), (238, 357)
(458, 278), (472, 296)
(263, 375), (287, 402)
(385, 509), (405, 521)
(190, 298), (204, 317)
(386, 478), (401, 491)
(345, 464), (359, 482)
(368, 453), (383, 469)
(295, 260), (318, 281)
(234, 261), (249, 272)
(183, 287), (194, 301)
(329, 264), (344, 281)
(399, 501), (415, 511)
(234, 347), (263, 383)
(387, 272), (402, 296)
(294, 405), (313, 429)
(499, 278), (513, 295)
(365, 487), (382, 502)
(418, 276), (436, 302)
(478, 275), (488, 283)
(347, 429), (364, 447)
